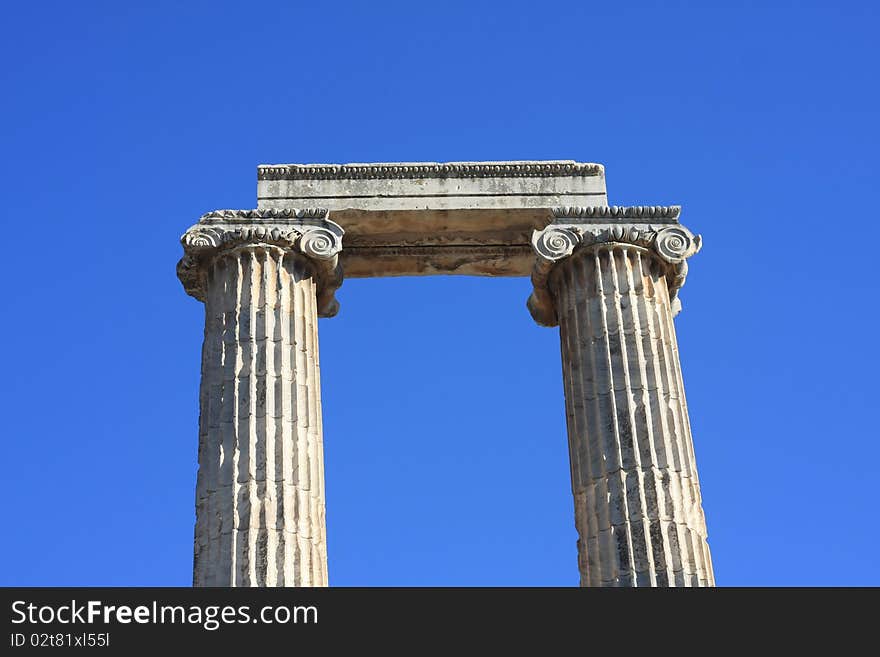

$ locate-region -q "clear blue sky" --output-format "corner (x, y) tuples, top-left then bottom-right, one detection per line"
(1, 1), (877, 586)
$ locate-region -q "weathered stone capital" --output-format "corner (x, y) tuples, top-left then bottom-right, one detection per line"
(527, 206), (702, 326)
(176, 208), (345, 317)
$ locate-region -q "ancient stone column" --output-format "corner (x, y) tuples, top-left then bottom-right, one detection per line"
(528, 206), (714, 587)
(177, 209), (343, 587)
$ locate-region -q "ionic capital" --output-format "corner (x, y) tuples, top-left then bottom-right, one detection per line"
(176, 208), (345, 317)
(527, 206), (702, 326)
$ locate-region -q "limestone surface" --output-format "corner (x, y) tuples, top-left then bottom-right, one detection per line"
(550, 243), (712, 586)
(191, 246), (328, 586)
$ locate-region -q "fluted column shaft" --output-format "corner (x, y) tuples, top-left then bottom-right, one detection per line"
(193, 245), (328, 586)
(551, 244), (713, 587)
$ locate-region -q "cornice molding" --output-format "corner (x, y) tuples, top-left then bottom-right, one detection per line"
(527, 220), (701, 327)
(258, 161), (603, 181)
(552, 205), (680, 220)
(177, 210), (344, 317)
(200, 208), (329, 221)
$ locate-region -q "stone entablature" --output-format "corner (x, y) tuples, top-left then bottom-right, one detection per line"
(255, 160), (607, 278)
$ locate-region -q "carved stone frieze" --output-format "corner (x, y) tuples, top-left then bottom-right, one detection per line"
(258, 160), (603, 181)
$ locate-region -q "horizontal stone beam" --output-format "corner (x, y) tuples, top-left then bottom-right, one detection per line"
(256, 161), (607, 279)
